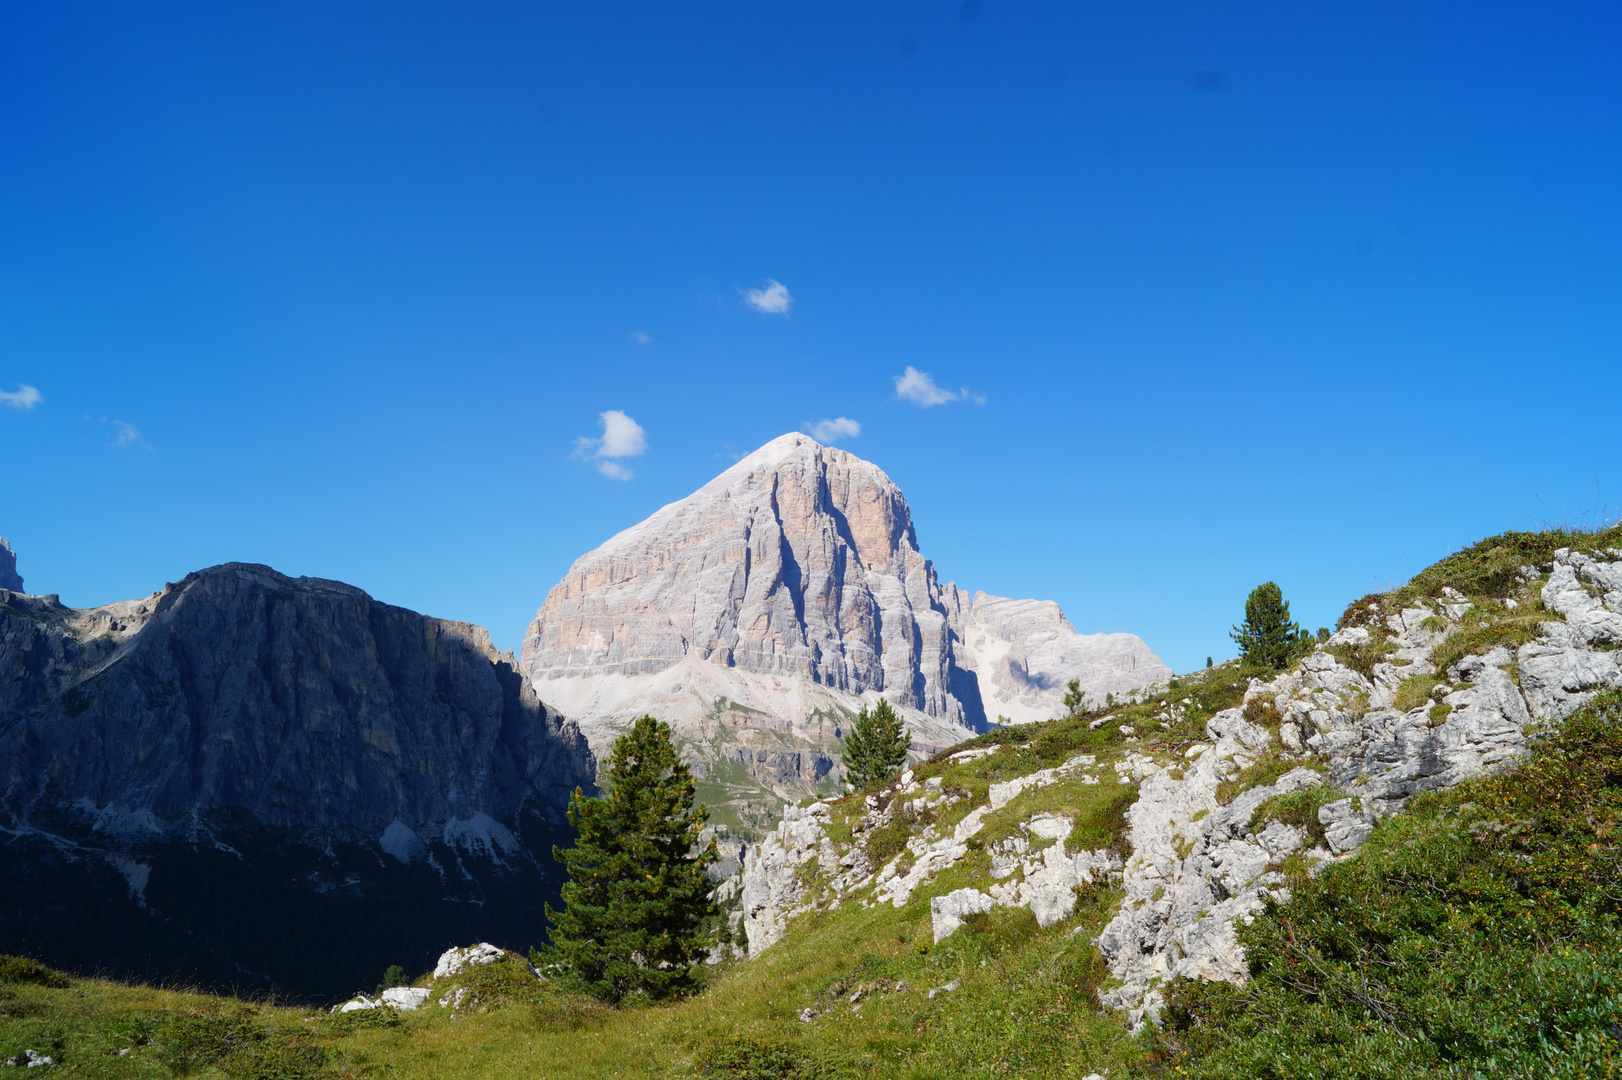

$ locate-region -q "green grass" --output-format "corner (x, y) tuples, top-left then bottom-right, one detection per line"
(8, 523), (1616, 1079)
(1339, 520), (1622, 630)
(1149, 688), (1622, 1079)
(0, 888), (1143, 1080)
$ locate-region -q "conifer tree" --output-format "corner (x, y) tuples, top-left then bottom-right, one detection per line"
(545, 716), (717, 1003)
(842, 699), (909, 791)
(1063, 678), (1088, 717)
(1231, 581), (1311, 673)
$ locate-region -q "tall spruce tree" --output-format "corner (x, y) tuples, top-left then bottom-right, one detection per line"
(545, 715), (717, 1003)
(1230, 581), (1311, 673)
(842, 699), (909, 791)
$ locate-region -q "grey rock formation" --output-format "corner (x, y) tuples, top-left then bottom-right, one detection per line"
(1096, 545), (1622, 1027)
(524, 433), (1167, 832)
(0, 562), (595, 999)
(944, 590), (1171, 724)
(0, 538), (21, 592)
(1, 563), (593, 837)
(525, 433), (975, 719)
(728, 545), (1622, 1032)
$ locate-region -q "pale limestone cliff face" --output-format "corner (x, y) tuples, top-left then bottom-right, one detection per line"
(945, 589), (1172, 725)
(523, 434), (1170, 830)
(525, 433), (966, 722)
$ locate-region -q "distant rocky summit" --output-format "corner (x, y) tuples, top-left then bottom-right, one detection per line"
(0, 559), (594, 1000)
(523, 434), (1168, 837)
(945, 589), (1168, 725)
(0, 537), (21, 592)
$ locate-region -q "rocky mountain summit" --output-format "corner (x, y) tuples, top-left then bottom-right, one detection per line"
(0, 558), (595, 999)
(0, 537), (21, 592)
(524, 434), (1168, 836)
(732, 539), (1622, 1029)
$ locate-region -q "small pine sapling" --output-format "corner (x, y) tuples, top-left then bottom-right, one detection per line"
(545, 715), (718, 1003)
(1231, 582), (1313, 674)
(842, 699), (909, 791)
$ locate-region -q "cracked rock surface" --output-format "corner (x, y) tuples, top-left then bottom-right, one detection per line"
(730, 547), (1622, 1030)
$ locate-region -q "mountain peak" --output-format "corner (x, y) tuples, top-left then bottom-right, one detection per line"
(521, 440), (1169, 832)
(0, 537), (23, 593)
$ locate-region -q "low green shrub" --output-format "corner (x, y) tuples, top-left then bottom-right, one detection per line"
(695, 1035), (845, 1079)
(1392, 673), (1442, 712)
(0, 956), (69, 989)
(1248, 786), (1344, 847)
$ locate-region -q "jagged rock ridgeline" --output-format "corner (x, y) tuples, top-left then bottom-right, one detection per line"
(0, 538), (21, 592)
(1, 562), (592, 837)
(945, 589), (1168, 724)
(0, 559), (596, 1000)
(523, 434), (1168, 822)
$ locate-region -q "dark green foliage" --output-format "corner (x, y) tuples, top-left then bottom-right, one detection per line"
(1063, 678), (1088, 717)
(1248, 786), (1344, 847)
(1152, 688), (1622, 1079)
(157, 1005), (333, 1079)
(696, 1035), (844, 1079)
(0, 955), (69, 988)
(1206, 656), (1213, 668)
(1231, 582), (1312, 673)
(546, 715), (718, 1004)
(373, 964), (405, 997)
(841, 699), (908, 791)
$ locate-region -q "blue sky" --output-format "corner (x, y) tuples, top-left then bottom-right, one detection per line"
(3, 2), (1620, 675)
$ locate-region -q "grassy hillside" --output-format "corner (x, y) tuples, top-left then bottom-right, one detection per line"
(6, 523), (1620, 1078)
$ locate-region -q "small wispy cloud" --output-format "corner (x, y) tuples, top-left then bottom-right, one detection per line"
(806, 417), (861, 443)
(631, 331), (652, 345)
(98, 418), (151, 450)
(1, 385), (42, 411)
(572, 409), (647, 480)
(741, 279), (793, 316)
(893, 366), (985, 408)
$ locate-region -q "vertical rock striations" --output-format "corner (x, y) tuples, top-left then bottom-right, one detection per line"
(523, 434), (1169, 836)
(0, 562), (595, 1000)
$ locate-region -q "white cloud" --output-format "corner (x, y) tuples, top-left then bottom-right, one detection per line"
(631, 331), (651, 345)
(806, 417), (861, 443)
(741, 278), (793, 315)
(572, 409), (647, 480)
(106, 420), (150, 450)
(894, 366), (958, 406)
(893, 366), (986, 408)
(1, 385), (42, 410)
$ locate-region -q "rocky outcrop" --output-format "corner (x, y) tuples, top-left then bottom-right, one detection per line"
(0, 562), (595, 999)
(1096, 546), (1622, 1027)
(728, 545), (1622, 1032)
(737, 754), (1124, 955)
(524, 434), (1167, 831)
(0, 538), (21, 592)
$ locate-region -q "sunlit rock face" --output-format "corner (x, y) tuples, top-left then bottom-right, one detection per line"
(523, 434), (1168, 832)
